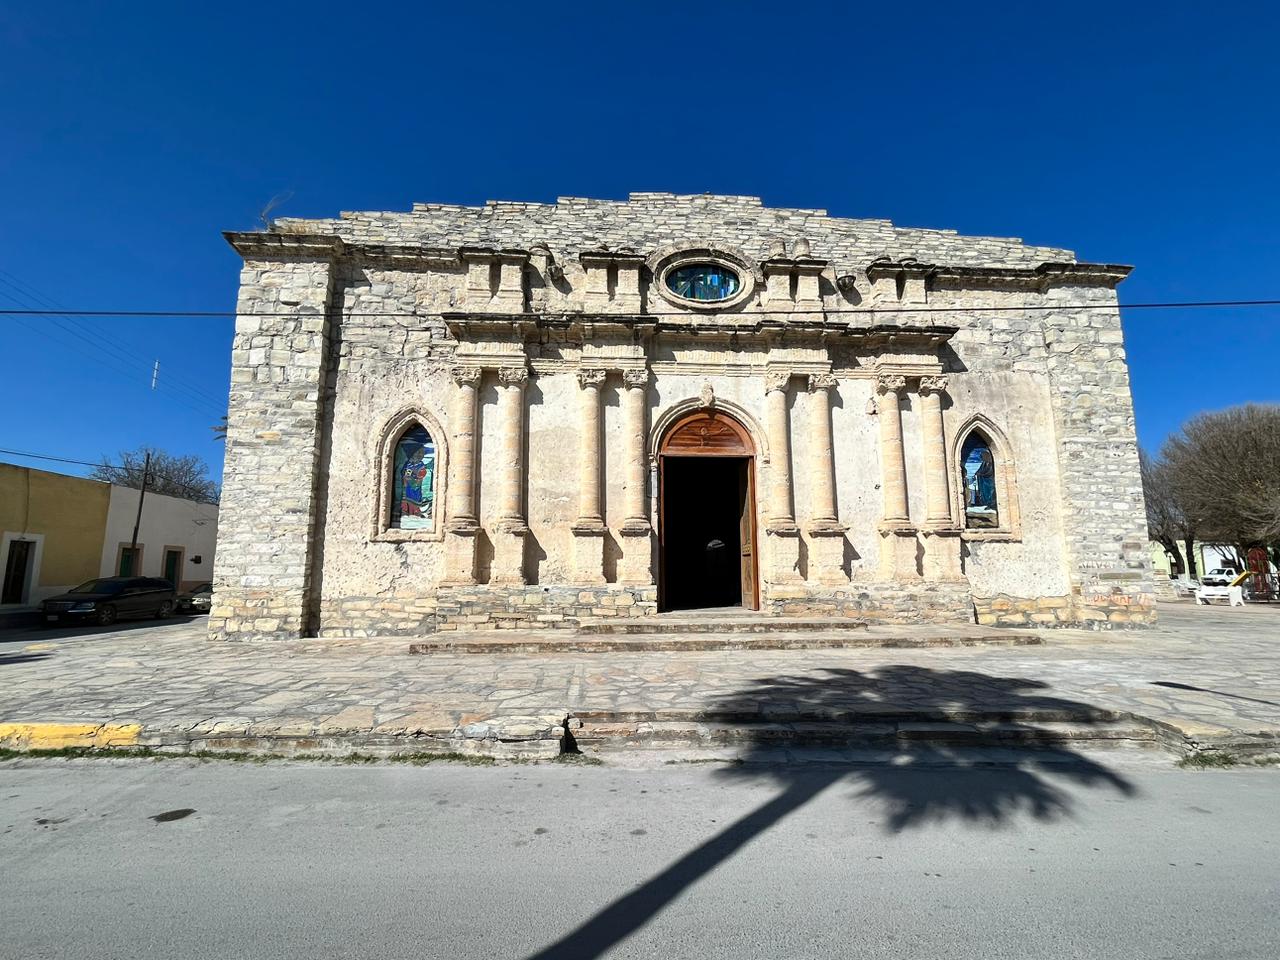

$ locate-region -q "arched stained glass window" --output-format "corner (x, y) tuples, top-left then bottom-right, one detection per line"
(390, 424), (436, 530)
(961, 431), (999, 529)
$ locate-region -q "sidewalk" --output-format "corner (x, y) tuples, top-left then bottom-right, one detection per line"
(2, 604), (1278, 761)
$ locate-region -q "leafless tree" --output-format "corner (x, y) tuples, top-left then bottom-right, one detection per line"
(1161, 404), (1280, 556)
(90, 447), (220, 504)
(1141, 449), (1197, 578)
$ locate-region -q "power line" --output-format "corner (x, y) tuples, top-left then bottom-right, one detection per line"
(0, 274), (229, 412)
(5, 313), (227, 422)
(0, 298), (1279, 320)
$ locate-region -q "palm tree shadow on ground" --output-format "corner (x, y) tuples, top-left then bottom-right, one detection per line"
(523, 664), (1137, 960)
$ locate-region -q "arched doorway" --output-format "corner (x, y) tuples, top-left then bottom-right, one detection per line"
(658, 409), (759, 612)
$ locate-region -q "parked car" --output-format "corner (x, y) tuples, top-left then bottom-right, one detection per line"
(41, 577), (176, 626)
(1201, 567), (1240, 587)
(176, 582), (212, 614)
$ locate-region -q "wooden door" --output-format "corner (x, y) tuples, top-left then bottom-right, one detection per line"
(737, 460), (758, 610)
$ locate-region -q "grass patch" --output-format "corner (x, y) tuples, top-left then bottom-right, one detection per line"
(551, 751), (603, 765)
(665, 757), (744, 766)
(1178, 751), (1240, 768)
(0, 745), (503, 766)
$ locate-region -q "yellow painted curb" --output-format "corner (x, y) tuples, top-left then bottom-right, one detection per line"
(0, 722), (143, 750)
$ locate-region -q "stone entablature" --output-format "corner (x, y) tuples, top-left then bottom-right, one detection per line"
(209, 194), (1155, 640)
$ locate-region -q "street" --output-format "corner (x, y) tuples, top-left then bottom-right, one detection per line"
(2, 757), (1277, 959)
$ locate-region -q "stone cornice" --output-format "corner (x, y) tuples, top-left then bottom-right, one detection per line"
(440, 311), (955, 344)
(866, 258), (1132, 290)
(223, 231), (345, 260)
(459, 246), (530, 264)
(579, 250), (647, 267)
(761, 256), (829, 273)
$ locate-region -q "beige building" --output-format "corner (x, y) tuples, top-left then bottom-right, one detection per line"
(0, 463), (217, 607)
(211, 193), (1154, 639)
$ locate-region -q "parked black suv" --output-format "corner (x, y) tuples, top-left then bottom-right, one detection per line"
(41, 577), (176, 626)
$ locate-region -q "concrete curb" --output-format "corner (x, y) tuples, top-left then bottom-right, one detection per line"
(4, 710), (1277, 763)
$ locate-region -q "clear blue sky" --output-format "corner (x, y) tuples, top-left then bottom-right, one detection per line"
(3, 1), (1278, 487)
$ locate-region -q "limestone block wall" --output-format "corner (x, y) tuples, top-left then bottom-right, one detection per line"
(211, 193), (1156, 637)
(210, 247), (336, 640)
(1038, 287), (1155, 625)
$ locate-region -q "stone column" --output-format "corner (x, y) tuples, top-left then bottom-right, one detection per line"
(443, 366), (482, 585)
(875, 374), (919, 580)
(491, 366), (529, 585)
(618, 368), (653, 585)
(918, 375), (963, 581)
(571, 368), (607, 584)
(763, 369), (801, 584)
(764, 370), (795, 525)
(806, 372), (848, 585)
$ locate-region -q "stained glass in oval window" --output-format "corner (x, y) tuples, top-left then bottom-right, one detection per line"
(390, 424), (436, 530)
(665, 263), (741, 302)
(961, 432), (998, 529)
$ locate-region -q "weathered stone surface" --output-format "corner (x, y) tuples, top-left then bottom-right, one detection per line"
(212, 193), (1153, 637)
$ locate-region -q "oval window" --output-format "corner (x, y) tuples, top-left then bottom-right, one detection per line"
(665, 263), (741, 303)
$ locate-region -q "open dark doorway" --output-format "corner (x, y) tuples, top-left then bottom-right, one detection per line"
(660, 455), (758, 611)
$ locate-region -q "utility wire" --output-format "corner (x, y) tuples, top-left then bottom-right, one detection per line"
(0, 270), (229, 405)
(0, 274), (229, 412)
(1, 298), (1279, 319)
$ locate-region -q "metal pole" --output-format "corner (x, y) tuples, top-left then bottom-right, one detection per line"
(129, 452), (151, 570)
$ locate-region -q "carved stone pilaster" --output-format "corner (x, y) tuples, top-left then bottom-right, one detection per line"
(918, 374), (950, 396)
(576, 368), (607, 389)
(621, 368), (650, 390)
(449, 365), (481, 387)
(497, 366), (529, 387)
(875, 374), (907, 396)
(764, 369), (792, 394)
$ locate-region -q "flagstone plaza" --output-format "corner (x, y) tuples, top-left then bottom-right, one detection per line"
(2, 603), (1276, 761)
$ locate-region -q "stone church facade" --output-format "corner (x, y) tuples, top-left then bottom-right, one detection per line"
(210, 193), (1155, 640)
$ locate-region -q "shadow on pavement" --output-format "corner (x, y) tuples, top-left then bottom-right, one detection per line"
(0, 652), (53, 666)
(524, 664), (1137, 960)
(1151, 680), (1279, 708)
(0, 614), (206, 645)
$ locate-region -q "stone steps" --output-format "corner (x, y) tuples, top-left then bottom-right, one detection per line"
(576, 615), (869, 635)
(408, 630), (1042, 654)
(568, 710), (1158, 753)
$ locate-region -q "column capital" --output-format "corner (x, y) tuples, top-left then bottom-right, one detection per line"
(621, 368), (650, 390)
(576, 367), (607, 388)
(807, 372), (838, 392)
(497, 366), (529, 386)
(764, 369), (792, 394)
(450, 365), (481, 387)
(875, 374), (907, 394)
(918, 375), (950, 396)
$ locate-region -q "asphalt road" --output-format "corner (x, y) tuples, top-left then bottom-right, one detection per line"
(2, 755), (1277, 960)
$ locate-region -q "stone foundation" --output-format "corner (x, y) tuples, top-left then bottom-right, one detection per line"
(314, 585), (660, 637)
(762, 582), (975, 624)
(973, 590), (1158, 629)
(215, 583), (1159, 638)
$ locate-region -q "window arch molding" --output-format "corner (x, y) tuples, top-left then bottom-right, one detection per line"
(949, 414), (1021, 540)
(370, 406), (449, 542)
